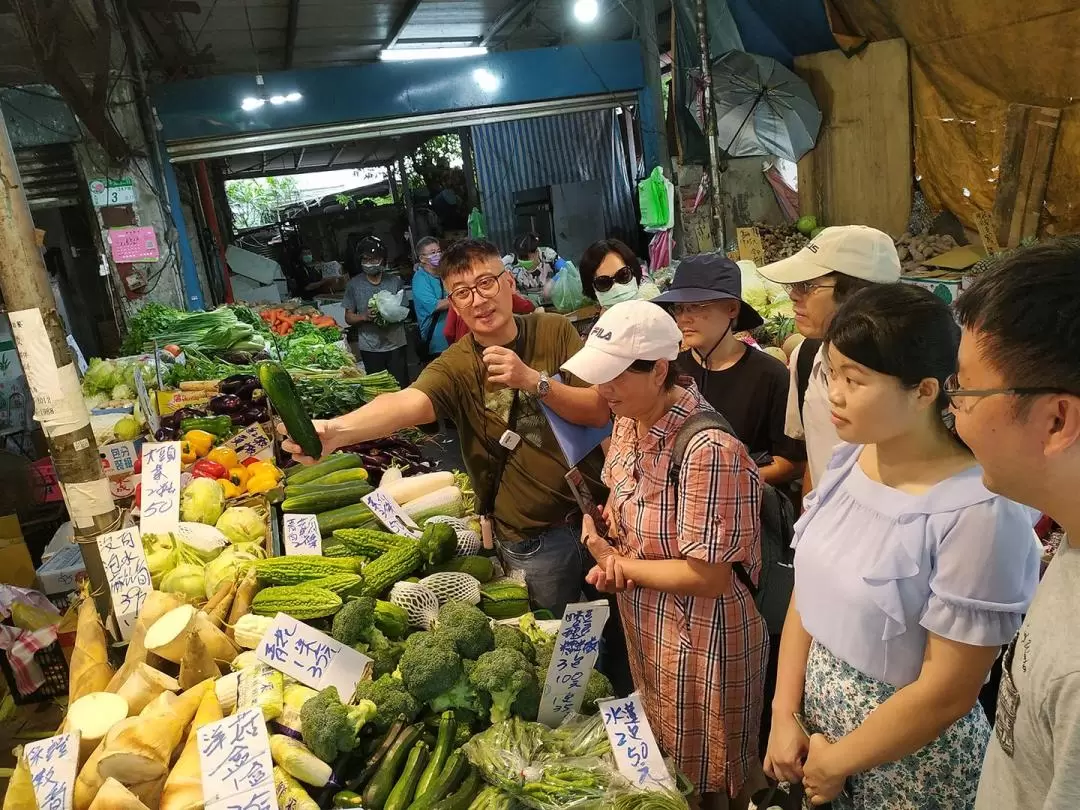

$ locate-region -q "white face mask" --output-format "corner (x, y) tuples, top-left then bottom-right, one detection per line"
(595, 279), (639, 308)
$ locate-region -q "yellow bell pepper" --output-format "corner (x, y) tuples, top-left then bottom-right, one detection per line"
(180, 441), (197, 465)
(207, 446), (240, 470)
(247, 461), (283, 482)
(183, 430), (215, 458)
(246, 474), (278, 495)
(219, 479), (242, 499)
(227, 466), (251, 488)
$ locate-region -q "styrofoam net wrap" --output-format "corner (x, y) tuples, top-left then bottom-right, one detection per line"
(389, 581), (440, 629)
(419, 572), (482, 606)
(425, 514), (482, 556)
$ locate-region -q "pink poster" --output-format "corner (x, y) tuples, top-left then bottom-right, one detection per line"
(109, 226), (160, 263)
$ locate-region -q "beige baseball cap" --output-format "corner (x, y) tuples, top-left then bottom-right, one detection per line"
(757, 225), (901, 285)
(561, 300), (683, 385)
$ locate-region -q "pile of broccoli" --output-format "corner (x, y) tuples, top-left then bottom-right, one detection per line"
(332, 596), (406, 678)
(299, 686), (377, 763)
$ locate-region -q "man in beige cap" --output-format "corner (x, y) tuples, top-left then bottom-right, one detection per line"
(757, 226), (901, 489)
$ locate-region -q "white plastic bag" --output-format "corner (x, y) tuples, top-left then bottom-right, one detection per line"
(368, 289), (410, 326)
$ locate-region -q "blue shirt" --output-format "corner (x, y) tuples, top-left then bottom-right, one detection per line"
(411, 267), (449, 355)
(793, 443), (1041, 687)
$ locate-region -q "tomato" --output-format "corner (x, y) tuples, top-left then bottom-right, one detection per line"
(162, 344), (182, 357)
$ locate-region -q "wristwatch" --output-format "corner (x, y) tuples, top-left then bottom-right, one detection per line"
(536, 372), (552, 400)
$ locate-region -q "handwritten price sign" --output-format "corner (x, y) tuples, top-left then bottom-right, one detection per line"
(599, 692), (674, 791)
(225, 423), (274, 463)
(361, 490), (420, 538)
(538, 600), (610, 727)
(197, 708), (276, 807)
(96, 526), (152, 640)
(25, 732), (79, 810)
(256, 613), (371, 698)
(282, 514), (321, 556)
(140, 442), (181, 533)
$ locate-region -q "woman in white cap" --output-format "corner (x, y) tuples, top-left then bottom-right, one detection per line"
(564, 300), (768, 808)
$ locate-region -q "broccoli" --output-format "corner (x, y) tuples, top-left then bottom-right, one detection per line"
(520, 613), (555, 664)
(358, 630), (405, 679)
(493, 624), (535, 663)
(298, 686), (377, 763)
(353, 674), (421, 733)
(468, 648), (540, 724)
(398, 631), (486, 715)
(419, 522), (457, 567)
(434, 600), (495, 661)
(581, 669), (614, 714)
(331, 597), (377, 647)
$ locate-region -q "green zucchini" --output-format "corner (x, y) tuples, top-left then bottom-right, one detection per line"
(258, 360), (322, 459)
(414, 712), (456, 800)
(333, 791), (365, 808)
(349, 715), (408, 791)
(409, 750), (468, 810)
(307, 467), (371, 487)
(363, 723), (424, 810)
(317, 502), (377, 536)
(286, 452), (364, 484)
(430, 769), (481, 810)
(282, 481), (374, 513)
(385, 741), (430, 810)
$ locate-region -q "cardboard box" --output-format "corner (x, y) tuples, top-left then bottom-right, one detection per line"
(36, 544), (87, 604)
(156, 388), (214, 415)
(901, 267), (968, 305)
(0, 515), (36, 588)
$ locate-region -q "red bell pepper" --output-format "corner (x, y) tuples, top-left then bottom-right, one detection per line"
(133, 455), (142, 475)
(134, 483), (142, 509)
(241, 456), (261, 467)
(191, 459), (227, 479)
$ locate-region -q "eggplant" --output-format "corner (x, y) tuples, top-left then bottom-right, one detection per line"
(159, 412), (181, 430)
(220, 350), (253, 365)
(208, 394), (244, 415)
(236, 380), (261, 401)
(173, 406), (207, 421)
(233, 407), (264, 426)
(253, 350), (271, 361)
(219, 374), (259, 396)
(155, 426), (180, 441)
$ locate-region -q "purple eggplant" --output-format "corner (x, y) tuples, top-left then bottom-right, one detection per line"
(235, 380), (261, 401)
(173, 406), (207, 422)
(160, 412), (181, 430)
(155, 426), (180, 441)
(233, 407), (264, 426)
(208, 394), (244, 415)
(219, 374), (258, 396)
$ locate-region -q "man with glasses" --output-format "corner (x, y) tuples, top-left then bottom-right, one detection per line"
(282, 238), (611, 617)
(945, 241), (1080, 810)
(757, 226), (901, 489)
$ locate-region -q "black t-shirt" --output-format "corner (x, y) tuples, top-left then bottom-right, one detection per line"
(678, 346), (807, 464)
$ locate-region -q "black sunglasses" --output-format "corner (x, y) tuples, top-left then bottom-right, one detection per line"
(592, 266), (635, 293)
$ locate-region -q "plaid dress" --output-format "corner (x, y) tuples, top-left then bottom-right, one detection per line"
(602, 382), (768, 797)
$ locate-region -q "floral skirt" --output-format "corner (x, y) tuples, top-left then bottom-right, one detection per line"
(802, 641), (990, 810)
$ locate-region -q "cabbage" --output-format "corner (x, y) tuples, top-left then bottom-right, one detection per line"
(143, 532), (178, 588)
(180, 478), (226, 525)
(215, 507), (266, 546)
(84, 393), (107, 411)
(161, 563), (206, 602)
(82, 357), (122, 396)
(176, 522), (229, 563)
(111, 383), (135, 402)
(204, 547), (258, 599)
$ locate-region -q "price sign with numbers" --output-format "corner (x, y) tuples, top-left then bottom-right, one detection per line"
(256, 613), (372, 697)
(140, 442), (181, 533)
(361, 490), (420, 537)
(197, 708), (276, 807)
(736, 227), (767, 267)
(224, 423), (274, 462)
(24, 732), (79, 810)
(96, 526), (152, 640)
(598, 692), (675, 791)
(282, 514), (321, 556)
(538, 600), (610, 727)
(88, 177), (136, 208)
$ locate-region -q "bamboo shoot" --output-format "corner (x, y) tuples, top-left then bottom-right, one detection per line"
(115, 663), (179, 714)
(70, 596), (114, 703)
(160, 686), (222, 810)
(88, 778), (151, 810)
(146, 605), (237, 664)
(65, 692), (129, 763)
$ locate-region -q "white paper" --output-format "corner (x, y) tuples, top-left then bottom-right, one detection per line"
(24, 732), (79, 810)
(598, 692), (675, 791)
(205, 785), (278, 810)
(100, 441), (138, 478)
(282, 514), (321, 556)
(361, 490), (420, 537)
(225, 423), (274, 462)
(140, 441), (181, 533)
(9, 307), (61, 421)
(96, 526), (152, 640)
(256, 613), (372, 698)
(538, 600), (610, 727)
(197, 708), (276, 807)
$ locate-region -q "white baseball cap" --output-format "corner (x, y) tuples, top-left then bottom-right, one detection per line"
(757, 225), (901, 285)
(561, 300), (683, 385)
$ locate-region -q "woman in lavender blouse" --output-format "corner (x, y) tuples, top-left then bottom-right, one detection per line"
(763, 284), (1040, 809)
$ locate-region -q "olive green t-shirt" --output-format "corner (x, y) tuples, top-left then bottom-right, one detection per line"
(412, 313), (605, 542)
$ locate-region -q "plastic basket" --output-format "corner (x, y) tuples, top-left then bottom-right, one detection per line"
(30, 457), (63, 504)
(0, 638), (69, 705)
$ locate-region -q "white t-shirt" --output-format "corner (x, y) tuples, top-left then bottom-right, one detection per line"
(784, 341), (841, 488)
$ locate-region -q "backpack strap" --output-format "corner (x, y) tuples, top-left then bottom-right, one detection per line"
(796, 338), (823, 417)
(669, 411), (758, 597)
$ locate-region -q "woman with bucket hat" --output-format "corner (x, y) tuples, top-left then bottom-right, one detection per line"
(565, 300), (768, 808)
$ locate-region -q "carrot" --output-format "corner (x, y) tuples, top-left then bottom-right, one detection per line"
(70, 595), (114, 704)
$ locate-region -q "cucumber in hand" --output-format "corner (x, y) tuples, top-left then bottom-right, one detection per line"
(257, 360), (323, 459)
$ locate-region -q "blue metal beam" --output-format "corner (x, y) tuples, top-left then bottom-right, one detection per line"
(159, 149), (205, 310)
(152, 41), (646, 144)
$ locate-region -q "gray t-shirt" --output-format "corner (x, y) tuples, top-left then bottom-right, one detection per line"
(976, 539), (1080, 809)
(342, 272), (406, 353)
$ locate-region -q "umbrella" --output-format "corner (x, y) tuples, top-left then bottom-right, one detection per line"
(706, 50), (822, 163)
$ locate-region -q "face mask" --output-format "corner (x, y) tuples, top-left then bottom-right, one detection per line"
(301, 254), (313, 265)
(362, 264), (382, 277)
(596, 279), (639, 308)
(426, 253), (442, 268)
(518, 259), (538, 271)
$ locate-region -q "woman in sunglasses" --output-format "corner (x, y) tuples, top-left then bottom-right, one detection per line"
(765, 283), (1040, 809)
(579, 238), (644, 310)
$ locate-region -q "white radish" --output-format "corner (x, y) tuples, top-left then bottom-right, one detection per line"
(379, 470), (454, 504)
(65, 692), (129, 763)
(145, 605), (238, 664)
(115, 664), (179, 715)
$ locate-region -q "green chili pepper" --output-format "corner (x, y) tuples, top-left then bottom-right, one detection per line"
(179, 415), (233, 437)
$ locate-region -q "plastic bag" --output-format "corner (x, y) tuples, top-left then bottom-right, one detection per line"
(368, 289), (410, 326)
(638, 167), (674, 231)
(468, 207), (487, 238)
(550, 260), (588, 313)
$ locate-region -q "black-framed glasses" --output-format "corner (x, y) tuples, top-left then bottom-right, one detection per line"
(782, 281), (836, 298)
(670, 301), (714, 317)
(447, 270), (506, 306)
(943, 373), (1069, 408)
(592, 266), (635, 293)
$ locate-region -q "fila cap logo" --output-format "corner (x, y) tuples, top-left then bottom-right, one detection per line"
(590, 326), (613, 341)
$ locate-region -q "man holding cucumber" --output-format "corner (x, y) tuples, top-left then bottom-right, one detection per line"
(282, 238), (612, 617)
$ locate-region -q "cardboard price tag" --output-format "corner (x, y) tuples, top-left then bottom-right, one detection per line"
(282, 514), (321, 556)
(598, 692), (675, 791)
(140, 442), (181, 533)
(256, 613), (372, 697)
(736, 227), (767, 266)
(197, 708), (276, 807)
(225, 423), (274, 462)
(24, 732), (80, 810)
(538, 600), (610, 727)
(361, 490), (421, 537)
(96, 526), (152, 640)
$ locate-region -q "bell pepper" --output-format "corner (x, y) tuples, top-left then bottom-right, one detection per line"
(207, 446), (240, 469)
(133, 483), (142, 509)
(246, 461), (283, 482)
(227, 466), (251, 488)
(183, 430), (215, 458)
(219, 479), (242, 499)
(133, 455), (142, 475)
(246, 474), (277, 495)
(180, 441), (197, 465)
(241, 456), (261, 467)
(180, 415), (233, 438)
(191, 459), (227, 480)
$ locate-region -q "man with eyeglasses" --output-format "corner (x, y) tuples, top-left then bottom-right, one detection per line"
(757, 226), (901, 490)
(944, 240), (1080, 810)
(282, 238), (611, 617)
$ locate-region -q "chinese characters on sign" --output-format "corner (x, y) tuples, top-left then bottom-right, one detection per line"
(197, 708), (276, 808)
(109, 226), (161, 264)
(282, 514), (321, 556)
(538, 600), (610, 727)
(598, 692), (675, 791)
(224, 423), (274, 463)
(255, 613), (371, 698)
(140, 442), (181, 533)
(361, 490), (420, 538)
(96, 526), (152, 640)
(100, 441), (137, 478)
(25, 732), (79, 810)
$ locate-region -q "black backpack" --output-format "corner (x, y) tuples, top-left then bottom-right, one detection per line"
(670, 411), (797, 634)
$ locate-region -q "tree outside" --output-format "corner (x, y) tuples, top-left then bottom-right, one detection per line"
(225, 176), (303, 229)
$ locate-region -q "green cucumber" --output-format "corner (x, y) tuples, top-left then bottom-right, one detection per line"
(363, 723), (424, 810)
(385, 741), (430, 810)
(285, 453), (365, 485)
(282, 481), (374, 513)
(349, 715), (407, 791)
(286, 468), (371, 495)
(257, 360), (322, 459)
(317, 502), (378, 536)
(414, 712), (456, 800)
(430, 769), (481, 810)
(333, 791), (365, 808)
(409, 750), (468, 810)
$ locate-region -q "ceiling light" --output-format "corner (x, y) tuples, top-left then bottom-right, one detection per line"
(285, 92), (302, 102)
(379, 46), (489, 62)
(574, 0), (599, 23)
(472, 68), (500, 92)
(269, 95), (287, 105)
(241, 97), (265, 111)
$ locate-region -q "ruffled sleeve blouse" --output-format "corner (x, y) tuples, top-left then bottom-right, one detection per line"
(793, 443), (1041, 687)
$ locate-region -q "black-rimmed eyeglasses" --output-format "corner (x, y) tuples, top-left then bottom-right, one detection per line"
(943, 373), (1070, 409)
(447, 270), (506, 306)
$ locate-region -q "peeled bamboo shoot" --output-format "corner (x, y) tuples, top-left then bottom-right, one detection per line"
(115, 663), (179, 714)
(146, 605), (237, 664)
(160, 687), (222, 810)
(65, 692), (129, 763)
(178, 630), (219, 690)
(88, 778), (151, 810)
(3, 753), (37, 810)
(70, 597), (114, 704)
